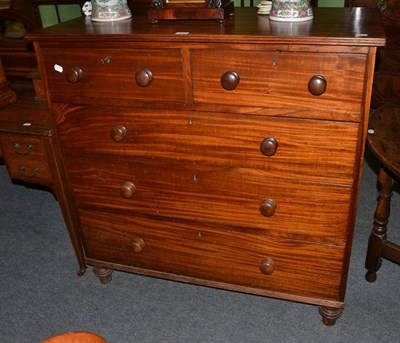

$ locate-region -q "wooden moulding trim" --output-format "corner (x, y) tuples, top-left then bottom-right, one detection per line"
(86, 258), (344, 309)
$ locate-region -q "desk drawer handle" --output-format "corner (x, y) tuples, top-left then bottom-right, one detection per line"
(132, 237), (145, 253)
(18, 165), (39, 178)
(65, 66), (84, 84)
(110, 125), (127, 142)
(135, 68), (153, 87)
(260, 199), (277, 217)
(120, 181), (136, 199)
(221, 71), (240, 91)
(260, 258), (275, 275)
(260, 137), (278, 156)
(13, 142), (33, 155)
(308, 75), (327, 96)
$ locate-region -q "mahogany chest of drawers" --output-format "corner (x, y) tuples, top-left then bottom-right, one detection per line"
(29, 8), (385, 325)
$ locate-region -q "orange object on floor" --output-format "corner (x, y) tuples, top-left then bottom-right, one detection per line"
(41, 331), (107, 343)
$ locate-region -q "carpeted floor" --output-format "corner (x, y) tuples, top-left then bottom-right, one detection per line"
(0, 150), (399, 343)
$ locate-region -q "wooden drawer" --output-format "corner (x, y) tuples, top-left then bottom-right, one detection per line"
(5, 156), (52, 182)
(56, 105), (359, 184)
(80, 208), (344, 301)
(0, 134), (52, 182)
(1, 134), (47, 157)
(41, 48), (186, 104)
(66, 155), (351, 245)
(191, 49), (367, 113)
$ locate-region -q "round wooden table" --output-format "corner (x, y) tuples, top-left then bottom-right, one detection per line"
(365, 100), (400, 282)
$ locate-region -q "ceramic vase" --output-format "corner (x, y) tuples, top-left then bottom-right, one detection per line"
(91, 0), (132, 22)
(269, 0), (313, 22)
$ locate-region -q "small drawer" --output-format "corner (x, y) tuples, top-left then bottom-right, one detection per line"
(56, 106), (359, 184)
(5, 156), (52, 182)
(1, 134), (52, 182)
(1, 134), (46, 157)
(80, 208), (345, 301)
(42, 48), (186, 104)
(191, 49), (367, 114)
(66, 155), (351, 245)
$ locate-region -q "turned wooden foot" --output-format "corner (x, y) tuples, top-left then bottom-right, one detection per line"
(318, 306), (343, 326)
(77, 266), (87, 277)
(93, 266), (113, 284)
(365, 167), (393, 283)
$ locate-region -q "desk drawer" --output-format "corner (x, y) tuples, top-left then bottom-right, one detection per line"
(42, 48), (186, 104)
(80, 208), (344, 301)
(1, 134), (46, 157)
(66, 155), (351, 244)
(191, 49), (366, 113)
(56, 105), (359, 184)
(0, 134), (52, 182)
(5, 156), (52, 182)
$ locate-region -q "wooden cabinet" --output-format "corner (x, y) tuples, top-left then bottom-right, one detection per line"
(29, 8), (385, 325)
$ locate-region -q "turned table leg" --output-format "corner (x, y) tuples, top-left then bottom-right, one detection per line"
(93, 266), (113, 284)
(318, 306), (344, 326)
(365, 167), (393, 283)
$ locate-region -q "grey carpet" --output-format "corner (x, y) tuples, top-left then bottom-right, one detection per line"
(0, 150), (399, 343)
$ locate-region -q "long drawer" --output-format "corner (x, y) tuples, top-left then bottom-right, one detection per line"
(55, 105), (359, 184)
(41, 48), (186, 104)
(191, 49), (367, 113)
(80, 208), (345, 301)
(66, 155), (351, 244)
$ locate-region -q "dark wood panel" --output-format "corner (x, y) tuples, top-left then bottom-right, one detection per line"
(54, 105), (359, 184)
(192, 49), (366, 113)
(80, 208), (345, 301)
(66, 155), (352, 244)
(42, 47), (186, 104)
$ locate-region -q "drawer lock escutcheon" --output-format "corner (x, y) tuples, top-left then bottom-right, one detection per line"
(100, 56), (111, 65)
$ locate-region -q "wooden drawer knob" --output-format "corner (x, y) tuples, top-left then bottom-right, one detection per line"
(260, 137), (279, 156)
(132, 237), (145, 253)
(110, 125), (127, 142)
(308, 75), (327, 96)
(260, 258), (275, 275)
(120, 181), (136, 199)
(260, 199), (277, 217)
(65, 66), (84, 84)
(135, 68), (153, 87)
(221, 71), (240, 91)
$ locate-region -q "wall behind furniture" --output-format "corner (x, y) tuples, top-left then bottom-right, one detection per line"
(39, 0), (345, 28)
(39, 4), (81, 27)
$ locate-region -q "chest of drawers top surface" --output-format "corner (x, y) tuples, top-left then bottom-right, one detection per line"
(28, 8), (384, 46)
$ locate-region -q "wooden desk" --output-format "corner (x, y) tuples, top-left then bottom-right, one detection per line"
(0, 87), (86, 275)
(28, 7), (385, 325)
